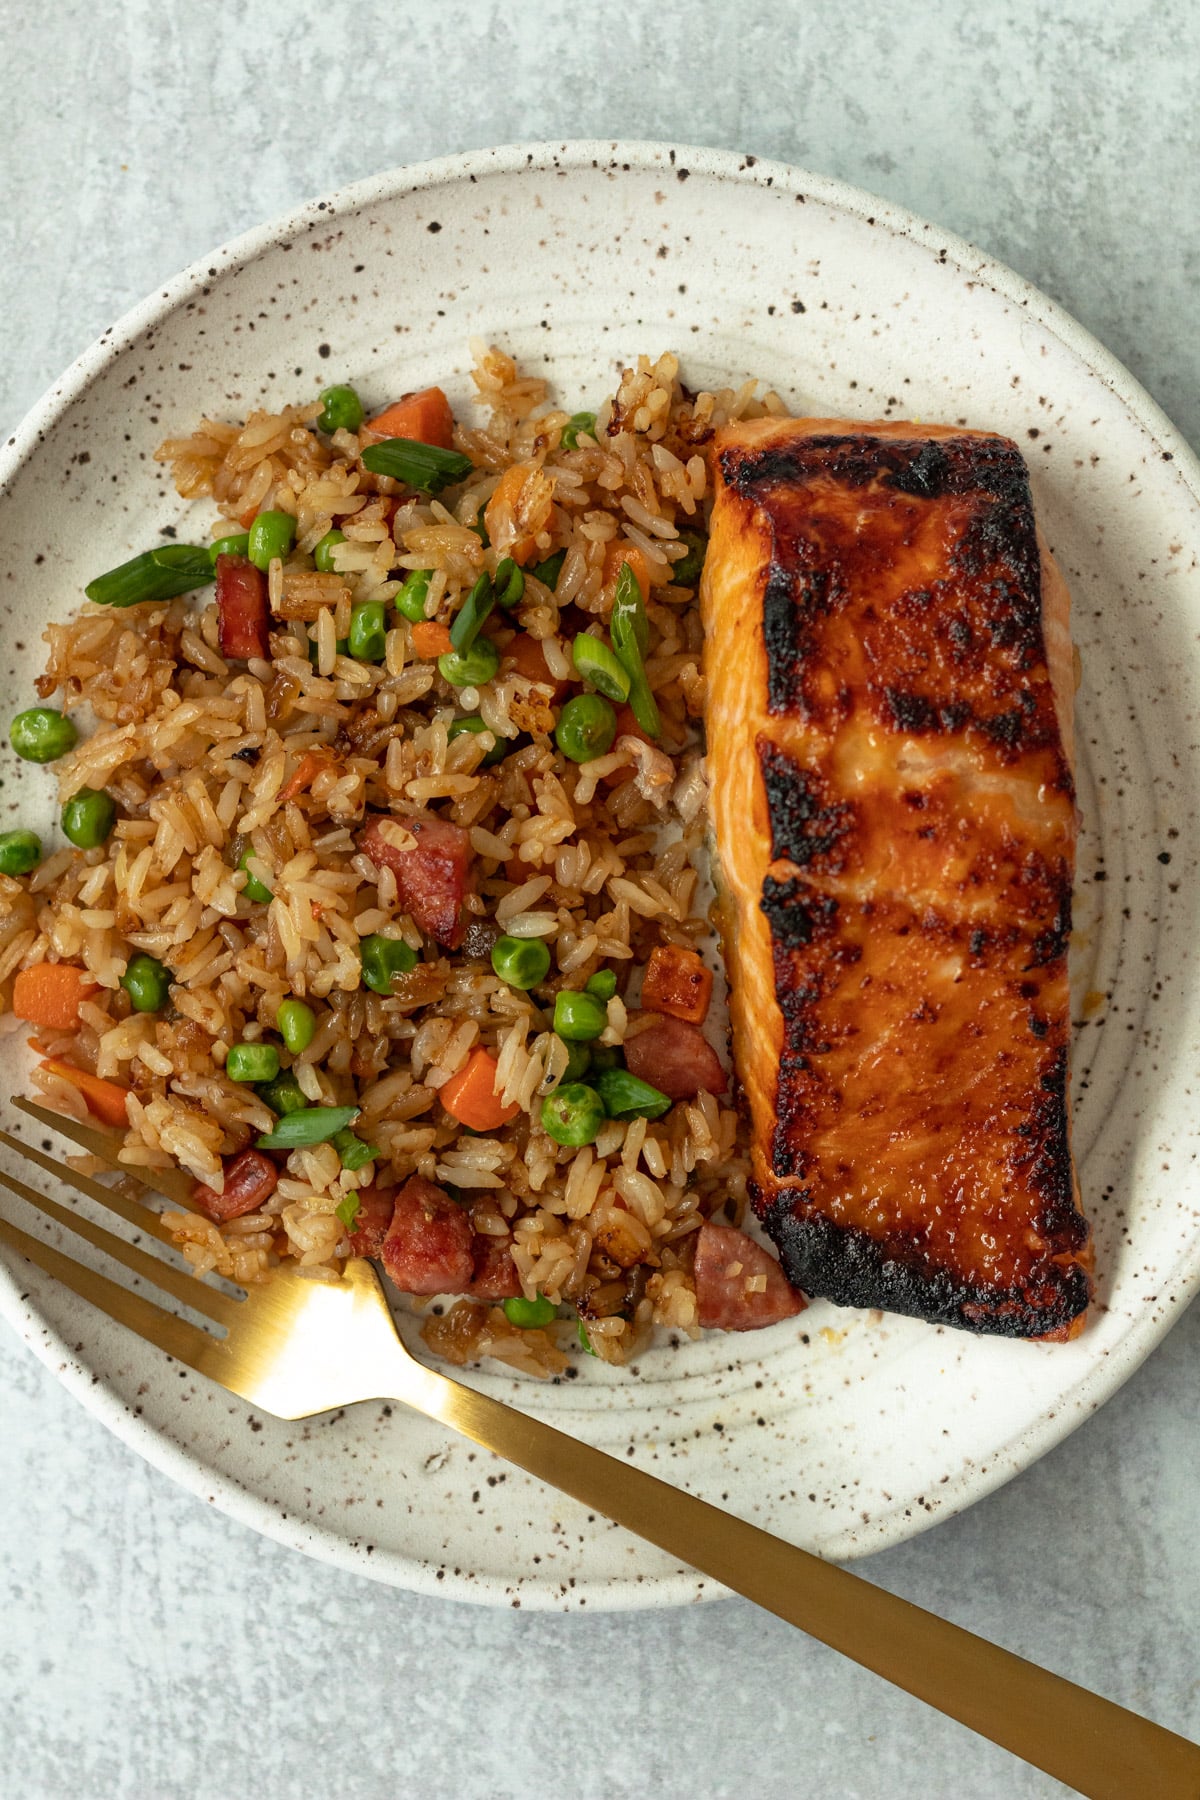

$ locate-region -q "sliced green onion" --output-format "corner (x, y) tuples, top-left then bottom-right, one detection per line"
(255, 1104), (359, 1150)
(531, 550), (567, 591)
(561, 411), (597, 450)
(335, 1192), (362, 1231)
(333, 1126), (379, 1171)
(85, 544), (214, 607)
(577, 1320), (598, 1356)
(572, 634), (631, 702)
(471, 511), (490, 548)
(503, 1293), (556, 1329)
(609, 564), (661, 739)
(395, 568), (433, 623)
(438, 638), (500, 688)
(592, 1066), (672, 1120)
(360, 437), (474, 493)
(561, 1040), (592, 1083)
(493, 557), (524, 610)
(449, 571), (497, 653)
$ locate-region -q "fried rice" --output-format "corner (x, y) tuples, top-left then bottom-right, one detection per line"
(1, 344), (791, 1375)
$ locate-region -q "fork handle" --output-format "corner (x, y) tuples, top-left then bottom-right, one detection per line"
(394, 1359), (1199, 1798)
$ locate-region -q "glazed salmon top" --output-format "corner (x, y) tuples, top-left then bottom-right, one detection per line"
(702, 417), (1090, 1338)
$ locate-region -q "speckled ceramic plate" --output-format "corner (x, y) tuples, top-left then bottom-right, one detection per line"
(2, 141), (1198, 1612)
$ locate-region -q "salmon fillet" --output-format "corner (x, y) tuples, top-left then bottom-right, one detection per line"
(701, 417), (1091, 1338)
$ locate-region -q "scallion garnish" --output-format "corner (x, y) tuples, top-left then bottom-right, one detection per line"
(592, 1066), (672, 1121)
(360, 437), (474, 493)
(85, 544), (215, 607)
(609, 563), (660, 738)
(450, 571), (498, 654)
(335, 1192), (362, 1231)
(255, 1104), (359, 1150)
(572, 633), (631, 703)
(333, 1127), (380, 1172)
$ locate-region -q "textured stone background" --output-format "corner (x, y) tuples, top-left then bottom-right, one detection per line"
(2, 3), (1198, 1796)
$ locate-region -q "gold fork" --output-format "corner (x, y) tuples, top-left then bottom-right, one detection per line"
(1, 1099), (1196, 1800)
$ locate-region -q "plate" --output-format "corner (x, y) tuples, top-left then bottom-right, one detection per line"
(2, 141), (1198, 1612)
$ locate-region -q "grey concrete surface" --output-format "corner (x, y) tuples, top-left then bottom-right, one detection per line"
(2, 2), (1198, 1796)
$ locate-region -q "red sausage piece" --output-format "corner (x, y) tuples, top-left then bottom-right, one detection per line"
(624, 1014), (728, 1100)
(192, 1149), (278, 1224)
(360, 813), (474, 950)
(693, 1222), (806, 1331)
(380, 1175), (474, 1296)
(215, 554), (270, 660)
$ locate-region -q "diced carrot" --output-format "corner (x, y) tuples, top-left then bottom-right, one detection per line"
(503, 632), (568, 698)
(484, 462), (553, 566)
(410, 620), (454, 658)
(279, 749), (333, 803)
(641, 943), (713, 1025)
(361, 386), (456, 450)
(13, 963), (99, 1030)
(239, 502), (259, 530)
(602, 542), (650, 605)
(439, 1048), (520, 1132)
(39, 1059), (130, 1127)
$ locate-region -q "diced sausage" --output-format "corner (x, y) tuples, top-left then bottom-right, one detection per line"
(693, 1222), (806, 1330)
(360, 812), (474, 950)
(624, 1013), (728, 1100)
(641, 944), (714, 1024)
(192, 1149), (278, 1224)
(467, 1234), (522, 1300)
(344, 1184), (395, 1259)
(380, 1175), (474, 1295)
(215, 554), (269, 660)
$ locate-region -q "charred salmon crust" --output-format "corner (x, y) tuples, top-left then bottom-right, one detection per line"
(702, 415), (1091, 1339)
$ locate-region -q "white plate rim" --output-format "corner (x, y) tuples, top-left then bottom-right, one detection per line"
(2, 137), (1199, 1611)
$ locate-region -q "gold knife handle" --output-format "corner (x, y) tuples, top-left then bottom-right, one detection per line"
(396, 1358), (1200, 1800)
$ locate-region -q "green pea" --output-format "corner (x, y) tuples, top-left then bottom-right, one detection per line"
(276, 998), (316, 1053)
(673, 529), (708, 586)
(247, 510), (296, 570)
(348, 600), (388, 663)
(572, 634), (631, 703)
(553, 988), (608, 1042)
(592, 1066), (672, 1121)
(503, 1292), (556, 1329)
(532, 549), (567, 591)
(561, 411), (597, 450)
(588, 1043), (619, 1074)
(10, 708), (78, 764)
(491, 934), (551, 991)
(61, 788), (117, 850)
(585, 968), (617, 1002)
(257, 1069), (308, 1116)
(119, 953), (171, 1014)
(209, 532), (250, 565)
(332, 1126), (379, 1171)
(396, 569), (433, 622)
(555, 694), (616, 764)
(360, 932), (418, 995)
(561, 1040), (592, 1083)
(313, 529), (346, 573)
(0, 829), (41, 875)
(438, 638), (500, 689)
(447, 716), (507, 765)
(317, 385), (365, 434)
(256, 1104), (359, 1150)
(238, 848), (272, 904)
(307, 635), (348, 668)
(226, 1042), (280, 1083)
(540, 1081), (605, 1147)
